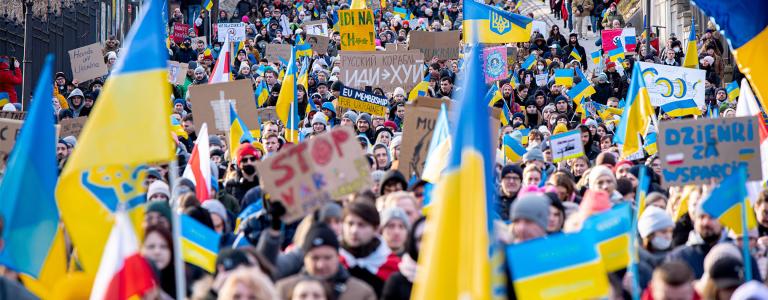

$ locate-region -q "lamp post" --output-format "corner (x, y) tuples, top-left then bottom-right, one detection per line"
(21, 0), (33, 111)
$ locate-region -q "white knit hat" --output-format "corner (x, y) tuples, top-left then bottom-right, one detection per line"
(637, 206), (674, 238)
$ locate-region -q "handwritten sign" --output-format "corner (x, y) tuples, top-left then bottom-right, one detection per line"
(0, 111), (26, 120)
(0, 118), (22, 159)
(657, 116), (763, 187)
(264, 44), (293, 63)
(408, 31), (461, 61)
(338, 50), (425, 93)
(338, 86), (389, 116)
(188, 80), (259, 134)
(256, 127), (371, 222)
(217, 23), (246, 42)
(58, 117), (88, 139)
(551, 130), (585, 163)
(68, 43), (109, 82)
(303, 20), (329, 36)
(338, 9), (375, 51)
(483, 46), (508, 84)
(306, 34), (330, 55)
(167, 61), (189, 85)
(172, 23), (190, 44)
(256, 107), (279, 123)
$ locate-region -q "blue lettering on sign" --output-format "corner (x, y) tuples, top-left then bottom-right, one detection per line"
(662, 161), (749, 184)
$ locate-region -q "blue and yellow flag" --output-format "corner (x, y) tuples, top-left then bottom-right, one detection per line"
(569, 48), (582, 62)
(614, 62), (654, 159)
(517, 127), (530, 145)
(701, 166), (757, 235)
(582, 202), (632, 272)
(229, 102), (255, 160)
(0, 54), (67, 299)
(510, 72), (520, 89)
(521, 54), (536, 70)
(692, 1), (768, 113)
(608, 47), (625, 63)
(55, 0), (175, 275)
(421, 103), (451, 185)
(501, 101), (512, 127)
(591, 50), (602, 65)
(296, 36), (312, 59)
(393, 6), (413, 20)
(0, 92), (9, 107)
(635, 166), (651, 219)
(726, 81), (740, 101)
(255, 80), (269, 107)
(682, 17), (699, 69)
(276, 46), (300, 143)
(463, 0), (532, 43)
(203, 0), (213, 11)
(661, 99), (701, 117)
(643, 131), (658, 156)
(181, 214), (220, 273)
(409, 73), (431, 101)
(507, 231), (610, 299)
(485, 83), (504, 107)
(502, 134), (526, 162)
(411, 45), (505, 300)
(554, 68), (574, 87)
(171, 116), (189, 139)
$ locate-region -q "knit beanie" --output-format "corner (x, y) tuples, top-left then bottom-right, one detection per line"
(201, 199), (229, 223)
(588, 165), (616, 188)
(523, 147), (544, 162)
(312, 112), (328, 126)
(317, 202), (343, 223)
(342, 110), (358, 123)
(147, 180), (171, 199)
(509, 193), (550, 231)
(236, 143), (261, 165)
(501, 164), (523, 179)
(579, 190), (612, 215)
(303, 224), (340, 254)
(343, 201), (380, 227)
(552, 123), (569, 135)
(380, 207), (410, 229)
(637, 206), (674, 238)
(146, 201), (172, 224)
(357, 113), (372, 125)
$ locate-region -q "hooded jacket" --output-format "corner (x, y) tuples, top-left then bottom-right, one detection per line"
(0, 59), (22, 103)
(66, 88), (85, 117)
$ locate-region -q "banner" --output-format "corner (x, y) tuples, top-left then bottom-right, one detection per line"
(657, 116), (763, 187)
(59, 117), (88, 139)
(167, 61), (188, 85)
(338, 86), (389, 116)
(256, 127), (371, 222)
(306, 34), (330, 55)
(338, 9), (375, 51)
(303, 20), (329, 36)
(217, 23), (246, 42)
(188, 80), (259, 134)
(264, 44), (293, 63)
(0, 118), (22, 159)
(550, 130), (585, 163)
(68, 43), (109, 83)
(338, 50), (425, 92)
(601, 28), (637, 53)
(172, 23), (190, 44)
(581, 202), (632, 272)
(408, 31), (461, 61)
(637, 62), (706, 108)
(482, 46), (508, 84)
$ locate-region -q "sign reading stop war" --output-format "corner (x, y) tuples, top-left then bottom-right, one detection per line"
(257, 127), (371, 222)
(68, 43), (108, 83)
(339, 9), (375, 51)
(339, 50), (425, 93)
(657, 116), (763, 187)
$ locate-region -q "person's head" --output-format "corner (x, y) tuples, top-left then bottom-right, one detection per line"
(638, 206), (675, 252)
(545, 193), (566, 232)
(651, 261), (696, 300)
(372, 144), (390, 170)
(375, 128), (393, 146)
(141, 225), (173, 270)
(614, 160), (634, 179)
(692, 206), (723, 245)
(439, 76), (453, 93)
(263, 133), (280, 154)
(379, 170), (407, 196)
(548, 172), (576, 202)
(264, 70), (278, 85)
(237, 143), (262, 177)
(56, 139), (70, 161)
(500, 164), (524, 196)
(755, 189), (768, 228)
(522, 165), (542, 187)
(570, 156), (590, 177)
(194, 67), (207, 80)
(289, 278), (331, 300)
(665, 48), (676, 60)
(342, 201), (380, 247)
(202, 200), (229, 234)
(588, 165), (617, 195)
(302, 224), (340, 279)
(217, 267), (278, 300)
(600, 135), (614, 151)
(606, 97), (619, 108)
(147, 180), (171, 202)
(356, 113), (371, 133)
(144, 201), (172, 231)
(379, 207), (410, 253)
(509, 193), (550, 243)
(383, 191), (420, 224)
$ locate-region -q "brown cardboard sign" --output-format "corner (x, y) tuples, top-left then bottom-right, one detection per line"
(188, 80), (259, 134)
(256, 127), (371, 222)
(265, 44), (293, 63)
(0, 111), (26, 120)
(657, 116), (763, 187)
(398, 97), (500, 179)
(306, 34), (330, 55)
(338, 50), (425, 93)
(167, 61), (189, 85)
(303, 20), (329, 36)
(256, 107), (279, 123)
(68, 43), (109, 83)
(0, 118), (22, 159)
(59, 117), (88, 139)
(408, 31), (460, 61)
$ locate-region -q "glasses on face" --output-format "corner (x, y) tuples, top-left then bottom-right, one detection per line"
(241, 156), (258, 163)
(503, 175), (521, 181)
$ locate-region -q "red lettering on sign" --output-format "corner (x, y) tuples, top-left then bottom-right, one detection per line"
(312, 138), (334, 166)
(331, 129), (349, 158)
(287, 143), (311, 173)
(281, 188), (295, 206)
(271, 154), (294, 187)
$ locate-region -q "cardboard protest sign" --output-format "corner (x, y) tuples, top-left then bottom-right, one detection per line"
(256, 107), (279, 123)
(58, 117), (88, 139)
(535, 74), (547, 86)
(657, 116), (763, 187)
(338, 9), (375, 51)
(172, 23), (190, 44)
(306, 34), (330, 55)
(385, 43), (409, 52)
(637, 62), (706, 108)
(68, 43), (109, 83)
(338, 50), (425, 93)
(398, 97), (500, 179)
(0, 111), (26, 120)
(264, 44), (293, 63)
(550, 130), (585, 163)
(303, 20), (329, 36)
(167, 61), (189, 85)
(217, 23), (246, 42)
(0, 118), (22, 159)
(192, 36), (208, 49)
(601, 28), (623, 53)
(188, 80), (259, 134)
(256, 127), (371, 222)
(483, 46), (508, 84)
(338, 86), (389, 116)
(408, 31), (460, 61)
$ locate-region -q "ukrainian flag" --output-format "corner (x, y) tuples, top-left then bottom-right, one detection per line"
(635, 167), (651, 219)
(507, 231), (609, 299)
(171, 116), (188, 139)
(510, 72), (520, 89)
(569, 48), (582, 62)
(229, 102), (255, 160)
(614, 62), (654, 159)
(350, 0), (367, 9)
(181, 214), (220, 273)
(682, 17), (699, 69)
(276, 46), (300, 143)
(0, 54), (67, 299)
(500, 101), (512, 127)
(693, 1), (768, 112)
(409, 73), (431, 101)
(502, 134), (526, 162)
(0, 92), (9, 107)
(701, 166), (757, 235)
(421, 104), (451, 184)
(485, 83), (503, 107)
(393, 7), (413, 20)
(518, 127), (530, 145)
(608, 47), (625, 63)
(575, 67), (597, 94)
(463, 0), (532, 43)
(554, 68), (574, 87)
(582, 203), (632, 272)
(296, 37), (312, 59)
(660, 99), (701, 117)
(566, 80), (593, 104)
(55, 0), (175, 275)
(255, 80), (269, 107)
(251, 114), (262, 139)
(591, 50), (602, 65)
(643, 131), (658, 155)
(411, 45), (506, 300)
(203, 0), (213, 11)
(727, 81), (740, 101)
(521, 54), (536, 70)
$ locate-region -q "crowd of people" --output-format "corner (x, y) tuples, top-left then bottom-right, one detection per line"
(1, 0), (768, 299)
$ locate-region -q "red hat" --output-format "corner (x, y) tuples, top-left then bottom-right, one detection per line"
(237, 143), (261, 165)
(383, 120), (398, 131)
(613, 160), (634, 172)
(606, 61), (616, 69)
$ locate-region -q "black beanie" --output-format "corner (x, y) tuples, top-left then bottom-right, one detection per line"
(343, 201), (380, 228)
(302, 224), (340, 254)
(501, 164), (523, 179)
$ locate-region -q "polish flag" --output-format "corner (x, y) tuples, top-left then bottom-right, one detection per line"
(666, 153), (685, 166)
(90, 212), (156, 300)
(735, 79), (768, 181)
(183, 123), (212, 201)
(209, 35), (231, 83)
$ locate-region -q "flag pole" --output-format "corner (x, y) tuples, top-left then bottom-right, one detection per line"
(739, 167), (753, 281)
(168, 159), (187, 300)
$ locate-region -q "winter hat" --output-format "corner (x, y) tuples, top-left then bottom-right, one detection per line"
(614, 160), (634, 172)
(146, 201), (172, 224)
(501, 164), (523, 179)
(700, 56), (715, 65)
(523, 148), (544, 162)
(188, 61), (198, 70)
(344, 199), (380, 227)
(358, 113), (372, 125)
(202, 199), (229, 223)
(637, 206), (674, 238)
(393, 87), (406, 97)
(312, 112), (328, 126)
(383, 120), (398, 131)
(173, 98), (186, 108)
(552, 123), (568, 135)
(147, 180), (171, 200)
(371, 170), (386, 183)
(106, 51), (117, 60)
(380, 207), (411, 229)
(239, 62), (250, 72)
(2, 103), (16, 111)
(342, 110), (358, 123)
(317, 202), (343, 223)
(588, 165), (616, 189)
(194, 66), (206, 74)
(584, 118), (598, 127)
(597, 72), (608, 83)
(236, 143), (261, 165)
(321, 102), (336, 114)
(241, 15), (249, 23)
(208, 135), (223, 148)
(509, 193), (550, 231)
(512, 112), (525, 121)
(62, 136), (77, 148)
(302, 224), (340, 254)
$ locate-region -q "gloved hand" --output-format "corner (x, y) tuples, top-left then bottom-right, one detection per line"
(267, 201), (286, 231)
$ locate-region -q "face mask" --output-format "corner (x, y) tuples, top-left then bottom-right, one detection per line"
(673, 47), (680, 52)
(537, 65), (545, 71)
(651, 236), (671, 250)
(214, 46), (221, 51)
(242, 165), (257, 176)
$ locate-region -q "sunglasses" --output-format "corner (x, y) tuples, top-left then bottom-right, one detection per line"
(241, 156), (258, 163)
